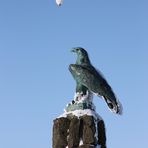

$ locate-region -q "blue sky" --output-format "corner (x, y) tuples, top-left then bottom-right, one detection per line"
(0, 0), (148, 147)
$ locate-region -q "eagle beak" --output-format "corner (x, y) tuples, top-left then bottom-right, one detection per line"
(71, 48), (77, 53)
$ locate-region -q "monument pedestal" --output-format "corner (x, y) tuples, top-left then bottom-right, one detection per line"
(52, 93), (107, 148)
(52, 110), (106, 148)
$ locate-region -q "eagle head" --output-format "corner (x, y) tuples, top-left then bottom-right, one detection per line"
(71, 47), (90, 65)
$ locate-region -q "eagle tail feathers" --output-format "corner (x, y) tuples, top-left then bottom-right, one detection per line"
(103, 96), (123, 115)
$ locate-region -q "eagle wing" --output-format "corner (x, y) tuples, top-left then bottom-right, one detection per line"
(69, 64), (122, 114)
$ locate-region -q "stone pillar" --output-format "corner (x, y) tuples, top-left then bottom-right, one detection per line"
(52, 114), (106, 148)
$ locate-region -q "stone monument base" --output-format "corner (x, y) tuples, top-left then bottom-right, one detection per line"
(52, 112), (106, 148)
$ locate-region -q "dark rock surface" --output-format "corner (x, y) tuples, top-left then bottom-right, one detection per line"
(81, 115), (96, 145)
(53, 117), (70, 148)
(79, 145), (95, 148)
(52, 115), (106, 148)
(68, 117), (80, 147)
(97, 120), (106, 148)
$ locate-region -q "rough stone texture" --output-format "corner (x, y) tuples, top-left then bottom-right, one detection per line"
(52, 117), (70, 148)
(79, 145), (95, 148)
(97, 120), (107, 148)
(81, 115), (96, 145)
(68, 117), (80, 148)
(52, 115), (106, 148)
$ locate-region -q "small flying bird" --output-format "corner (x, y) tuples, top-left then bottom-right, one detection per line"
(56, 0), (63, 6)
(69, 47), (123, 115)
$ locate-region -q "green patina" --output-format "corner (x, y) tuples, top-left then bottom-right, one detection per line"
(66, 101), (94, 112)
(69, 47), (122, 114)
